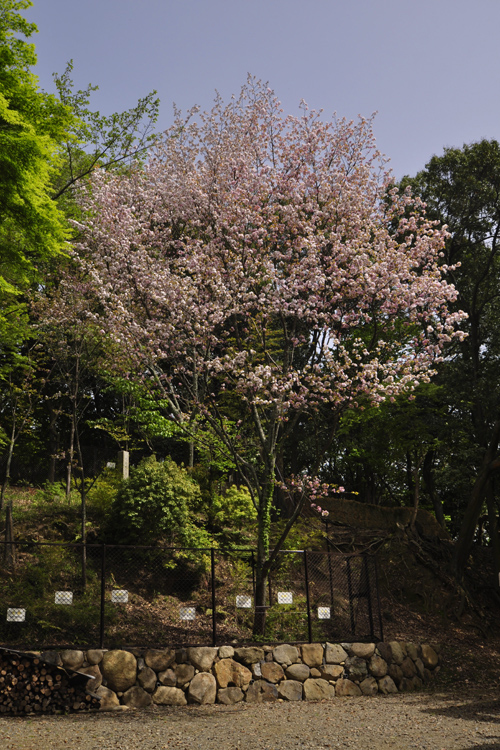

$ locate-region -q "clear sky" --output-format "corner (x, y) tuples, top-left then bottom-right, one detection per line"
(26, 0), (500, 180)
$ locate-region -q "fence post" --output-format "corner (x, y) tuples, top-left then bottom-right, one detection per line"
(374, 555), (384, 642)
(99, 543), (106, 649)
(346, 556), (356, 636)
(303, 551), (313, 643)
(211, 547), (217, 647)
(363, 554), (375, 639)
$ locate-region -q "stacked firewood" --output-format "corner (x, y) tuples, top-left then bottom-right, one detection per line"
(0, 649), (100, 715)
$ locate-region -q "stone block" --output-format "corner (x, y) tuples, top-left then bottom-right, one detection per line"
(96, 685), (120, 710)
(260, 661), (284, 683)
(278, 680), (303, 701)
(360, 676), (378, 696)
(175, 663), (195, 686)
(303, 678), (335, 701)
(335, 679), (362, 697)
(188, 647), (218, 672)
(285, 663), (310, 682)
(189, 672), (217, 704)
(368, 655), (387, 678)
(137, 667), (157, 693)
(214, 658), (252, 688)
(388, 663), (403, 686)
(301, 643), (324, 668)
(159, 668), (177, 686)
(388, 641), (405, 665)
(319, 664), (344, 681)
(60, 649), (85, 670)
(378, 675), (398, 694)
(144, 648), (176, 672)
(122, 686), (152, 708)
(153, 686), (187, 706)
(406, 642), (419, 661)
(420, 644), (439, 669)
(86, 649), (104, 665)
(234, 647), (265, 666)
(349, 643), (375, 659)
(401, 656), (417, 678)
(101, 650), (137, 693)
(272, 644), (299, 666)
(325, 643), (348, 664)
(217, 687), (244, 704)
(344, 656), (368, 682)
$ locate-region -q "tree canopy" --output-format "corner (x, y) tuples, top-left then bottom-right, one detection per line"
(63, 81), (465, 631)
(0, 0), (72, 346)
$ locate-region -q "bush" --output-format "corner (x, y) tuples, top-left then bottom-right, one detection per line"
(210, 485), (257, 529)
(87, 468), (121, 520)
(105, 456), (213, 547)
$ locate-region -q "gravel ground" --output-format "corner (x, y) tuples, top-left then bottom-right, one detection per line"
(2, 690), (500, 750)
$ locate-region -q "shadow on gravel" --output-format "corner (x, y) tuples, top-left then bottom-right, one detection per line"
(423, 698), (500, 725)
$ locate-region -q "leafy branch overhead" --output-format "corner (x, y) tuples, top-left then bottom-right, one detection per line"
(51, 61), (160, 202)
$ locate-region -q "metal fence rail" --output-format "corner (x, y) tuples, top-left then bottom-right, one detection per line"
(0, 542), (382, 649)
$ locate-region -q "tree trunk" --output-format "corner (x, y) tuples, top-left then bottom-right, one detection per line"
(422, 449), (447, 530)
(453, 420), (500, 578)
(253, 467), (274, 636)
(4, 504), (17, 567)
(66, 418), (75, 503)
(0, 416), (16, 512)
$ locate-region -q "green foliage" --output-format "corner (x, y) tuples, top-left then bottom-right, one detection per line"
(106, 456), (213, 547)
(0, 0), (73, 346)
(210, 485), (257, 530)
(33, 481), (75, 505)
(86, 467), (120, 519)
(51, 60), (159, 209)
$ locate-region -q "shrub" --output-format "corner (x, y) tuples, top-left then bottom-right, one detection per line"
(105, 456), (212, 547)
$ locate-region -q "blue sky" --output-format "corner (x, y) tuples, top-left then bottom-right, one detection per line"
(27, 0), (500, 179)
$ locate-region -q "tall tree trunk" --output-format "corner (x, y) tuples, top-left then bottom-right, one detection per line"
(66, 418), (75, 502)
(74, 405), (87, 587)
(453, 420), (500, 578)
(4, 504), (17, 567)
(0, 414), (17, 512)
(422, 449), (447, 530)
(253, 466), (274, 636)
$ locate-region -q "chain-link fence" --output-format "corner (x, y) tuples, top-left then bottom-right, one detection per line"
(0, 542), (382, 649)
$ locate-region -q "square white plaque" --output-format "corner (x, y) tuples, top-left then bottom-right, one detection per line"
(55, 591), (73, 605)
(7, 608), (26, 622)
(111, 589), (129, 603)
(236, 595), (252, 608)
(318, 606), (331, 619)
(179, 606), (196, 621)
(277, 591), (293, 604)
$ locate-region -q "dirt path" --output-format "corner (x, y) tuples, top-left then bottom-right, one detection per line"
(2, 689), (500, 750)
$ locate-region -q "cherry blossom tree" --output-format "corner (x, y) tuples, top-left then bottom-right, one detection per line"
(70, 81), (465, 632)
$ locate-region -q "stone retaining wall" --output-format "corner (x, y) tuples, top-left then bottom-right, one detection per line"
(38, 641), (440, 710)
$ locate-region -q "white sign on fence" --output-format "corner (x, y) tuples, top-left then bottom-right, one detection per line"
(318, 606), (331, 619)
(111, 590), (129, 603)
(7, 608), (26, 622)
(179, 606), (196, 621)
(54, 591), (73, 605)
(236, 595), (252, 608)
(277, 591), (293, 604)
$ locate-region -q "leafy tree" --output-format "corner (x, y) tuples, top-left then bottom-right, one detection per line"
(64, 81), (465, 632)
(402, 140), (500, 578)
(0, 0), (72, 347)
(50, 60), (159, 211)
